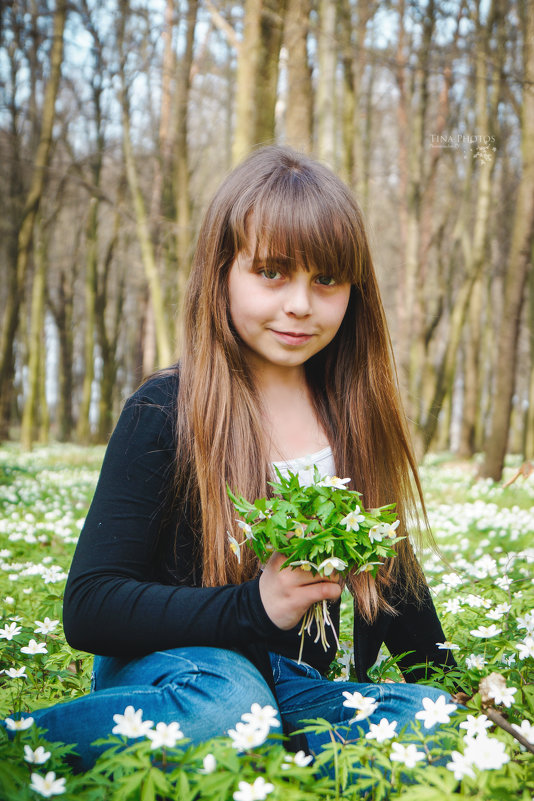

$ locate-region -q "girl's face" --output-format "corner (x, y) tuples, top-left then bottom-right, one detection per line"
(228, 244), (351, 374)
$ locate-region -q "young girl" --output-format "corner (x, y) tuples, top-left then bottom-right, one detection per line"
(22, 145), (455, 770)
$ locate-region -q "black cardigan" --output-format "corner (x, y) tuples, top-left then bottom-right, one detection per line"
(63, 372), (454, 707)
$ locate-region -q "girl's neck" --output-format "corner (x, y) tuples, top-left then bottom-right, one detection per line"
(251, 364), (330, 461)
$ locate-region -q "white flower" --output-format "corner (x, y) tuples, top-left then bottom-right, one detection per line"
(465, 654), (486, 670)
(199, 753), (217, 773)
(282, 749), (313, 769)
(112, 706), (154, 738)
(463, 734), (510, 770)
(511, 720), (534, 745)
(146, 721), (184, 750)
(289, 560), (315, 571)
(459, 714), (493, 738)
(365, 718), (398, 742)
(443, 598), (462, 614)
(236, 520), (254, 540)
(227, 532), (242, 563)
(340, 507), (365, 531)
(342, 690), (378, 722)
(5, 716), (34, 731)
(318, 476), (351, 489)
(389, 742), (426, 768)
(446, 750), (475, 780)
(479, 674), (517, 708)
(241, 703), (280, 730)
(441, 573), (463, 588)
(291, 522), (307, 538)
(517, 611), (534, 634)
(293, 750), (313, 766)
(0, 622), (22, 640)
(233, 776), (274, 801)
(369, 521), (400, 541)
(318, 557), (347, 576)
(516, 636), (534, 660)
(415, 695), (457, 729)
(470, 625), (501, 638)
(29, 771), (66, 797)
(21, 639), (48, 655)
(34, 618), (59, 636)
(227, 720), (269, 750)
(436, 641), (460, 651)
(24, 745), (51, 764)
(3, 666), (27, 678)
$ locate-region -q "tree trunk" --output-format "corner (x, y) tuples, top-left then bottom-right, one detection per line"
(76, 197), (98, 443)
(0, 0), (67, 438)
(479, 0), (534, 480)
(233, 0), (263, 164)
(118, 0), (172, 368)
(284, 0), (312, 152)
(315, 0), (336, 167)
(21, 215), (47, 450)
(254, 0), (287, 146)
(173, 0), (199, 356)
(526, 254), (534, 460)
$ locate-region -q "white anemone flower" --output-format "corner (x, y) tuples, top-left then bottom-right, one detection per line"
(342, 690), (378, 721)
(516, 636), (534, 660)
(241, 703), (280, 730)
(227, 532), (242, 563)
(24, 745), (51, 764)
(5, 716), (34, 731)
(112, 706), (154, 738)
(146, 721), (184, 750)
(389, 742), (426, 768)
(227, 720), (269, 751)
(340, 507), (365, 532)
(365, 718), (398, 742)
(199, 754), (217, 774)
(236, 520), (255, 540)
(318, 557), (347, 576)
(0, 622), (22, 640)
(415, 695), (457, 729)
(317, 476), (351, 489)
(470, 624), (501, 638)
(289, 560), (316, 571)
(446, 750), (476, 780)
(233, 776), (274, 801)
(463, 734), (510, 770)
(459, 714), (493, 738)
(34, 618), (60, 636)
(20, 639), (48, 655)
(29, 771), (66, 798)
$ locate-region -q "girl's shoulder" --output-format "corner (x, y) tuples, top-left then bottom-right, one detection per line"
(126, 366), (180, 413)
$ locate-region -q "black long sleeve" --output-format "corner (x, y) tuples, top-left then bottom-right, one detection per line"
(63, 374), (282, 658)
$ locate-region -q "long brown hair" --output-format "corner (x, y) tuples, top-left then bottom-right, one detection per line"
(173, 145), (428, 623)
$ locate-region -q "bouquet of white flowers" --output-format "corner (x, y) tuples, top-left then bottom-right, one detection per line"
(228, 468), (404, 662)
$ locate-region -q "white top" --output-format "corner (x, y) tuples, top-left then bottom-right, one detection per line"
(271, 445), (335, 486)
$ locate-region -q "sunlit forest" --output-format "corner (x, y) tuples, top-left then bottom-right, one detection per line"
(1, 0), (533, 480)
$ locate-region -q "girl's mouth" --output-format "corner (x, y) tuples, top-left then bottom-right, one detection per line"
(271, 330), (314, 346)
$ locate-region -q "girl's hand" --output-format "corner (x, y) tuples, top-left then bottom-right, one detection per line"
(259, 551), (342, 630)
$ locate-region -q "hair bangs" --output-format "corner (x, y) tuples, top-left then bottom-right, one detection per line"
(228, 157), (366, 286)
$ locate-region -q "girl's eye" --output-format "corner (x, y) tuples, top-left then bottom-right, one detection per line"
(316, 275), (336, 286)
(259, 268), (283, 280)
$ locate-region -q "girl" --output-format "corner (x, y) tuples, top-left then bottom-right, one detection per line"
(22, 146), (455, 770)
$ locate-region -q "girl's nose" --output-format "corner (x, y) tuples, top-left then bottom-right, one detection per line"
(283, 276), (312, 316)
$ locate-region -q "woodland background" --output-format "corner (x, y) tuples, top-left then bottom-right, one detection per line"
(0, 0), (533, 481)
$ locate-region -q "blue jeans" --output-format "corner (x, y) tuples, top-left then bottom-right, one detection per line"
(24, 648), (448, 772)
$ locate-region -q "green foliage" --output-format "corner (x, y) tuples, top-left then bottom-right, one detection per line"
(0, 446), (533, 799)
